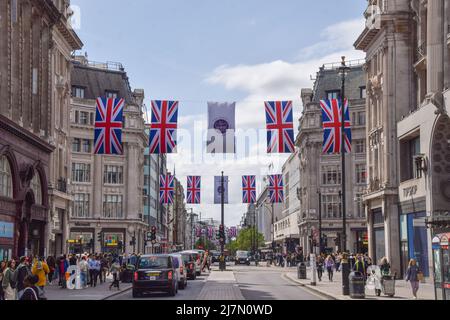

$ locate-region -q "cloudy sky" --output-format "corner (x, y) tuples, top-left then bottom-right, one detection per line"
(71, 0), (366, 226)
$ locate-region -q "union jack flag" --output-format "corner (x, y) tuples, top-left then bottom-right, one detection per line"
(94, 98), (124, 155)
(242, 175), (256, 204)
(187, 176), (201, 204)
(159, 175), (174, 204)
(149, 100), (179, 154)
(268, 174), (284, 203)
(320, 99), (352, 154)
(265, 101), (295, 153)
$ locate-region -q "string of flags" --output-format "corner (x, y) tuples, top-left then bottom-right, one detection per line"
(93, 96), (352, 204)
(195, 225), (238, 240)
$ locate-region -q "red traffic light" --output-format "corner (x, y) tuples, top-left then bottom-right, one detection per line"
(219, 225), (224, 230)
(151, 226), (157, 232)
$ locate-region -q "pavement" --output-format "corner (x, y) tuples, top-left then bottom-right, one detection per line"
(45, 274), (132, 301)
(282, 266), (436, 300)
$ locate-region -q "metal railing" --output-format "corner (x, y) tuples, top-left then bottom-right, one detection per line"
(322, 59), (365, 70)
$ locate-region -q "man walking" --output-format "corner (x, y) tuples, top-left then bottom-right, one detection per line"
(14, 257), (32, 300)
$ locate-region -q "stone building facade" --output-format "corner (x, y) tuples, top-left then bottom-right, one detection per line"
(356, 0), (450, 289)
(0, 0), (81, 259)
(296, 61), (368, 256)
(68, 56), (148, 255)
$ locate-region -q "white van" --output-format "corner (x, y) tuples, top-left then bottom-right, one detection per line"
(169, 253), (188, 289)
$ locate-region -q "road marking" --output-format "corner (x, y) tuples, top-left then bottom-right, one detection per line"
(281, 273), (329, 300)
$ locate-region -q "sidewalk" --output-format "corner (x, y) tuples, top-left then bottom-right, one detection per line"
(196, 267), (245, 300)
(44, 275), (132, 300)
(284, 267), (435, 300)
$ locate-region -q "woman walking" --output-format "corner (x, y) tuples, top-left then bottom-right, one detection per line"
(325, 255), (335, 282)
(316, 255), (324, 282)
(0, 261), (6, 300)
(406, 259), (421, 299)
(109, 259), (121, 290)
(2, 260), (17, 300)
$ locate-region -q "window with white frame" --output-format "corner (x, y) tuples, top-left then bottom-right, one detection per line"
(72, 86), (85, 98)
(72, 163), (91, 183)
(79, 111), (89, 125)
(30, 173), (42, 205)
(72, 138), (81, 152)
(355, 193), (364, 218)
(322, 165), (341, 185)
(104, 165), (124, 184)
(356, 164), (367, 184)
(354, 140), (366, 154)
(82, 139), (91, 153)
(322, 194), (340, 218)
(103, 195), (123, 219)
(0, 156), (13, 198)
(73, 193), (90, 218)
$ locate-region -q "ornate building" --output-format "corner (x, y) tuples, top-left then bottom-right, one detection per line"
(0, 0), (81, 260)
(296, 61), (368, 255)
(68, 56), (148, 255)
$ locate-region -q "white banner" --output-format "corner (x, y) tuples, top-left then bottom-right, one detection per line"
(214, 176), (229, 204)
(207, 102), (236, 153)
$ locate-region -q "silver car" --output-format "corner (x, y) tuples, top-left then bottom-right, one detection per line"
(169, 253), (188, 289)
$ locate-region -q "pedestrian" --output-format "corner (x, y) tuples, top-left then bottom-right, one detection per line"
(100, 255), (108, 284)
(13, 256), (32, 300)
(325, 255), (335, 282)
(349, 254), (356, 270)
(2, 260), (17, 300)
(335, 253), (341, 272)
(31, 256), (49, 294)
(316, 255), (324, 282)
(93, 256), (101, 287)
(69, 254), (77, 266)
(47, 256), (56, 284)
(379, 257), (391, 276)
(109, 258), (121, 290)
(353, 255), (367, 278)
(58, 255), (69, 288)
(406, 259), (422, 299)
(0, 261), (6, 300)
(19, 275), (41, 301)
(79, 256), (89, 288)
(88, 255), (97, 287)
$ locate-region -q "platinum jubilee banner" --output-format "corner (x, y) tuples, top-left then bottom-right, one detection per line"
(214, 176), (229, 204)
(206, 102), (236, 154)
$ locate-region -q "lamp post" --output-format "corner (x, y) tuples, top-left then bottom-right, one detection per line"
(338, 56), (351, 296)
(317, 189), (322, 254)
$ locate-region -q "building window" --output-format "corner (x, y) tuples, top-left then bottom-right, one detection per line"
(72, 163), (91, 183)
(360, 86), (367, 99)
(356, 164), (367, 184)
(105, 90), (119, 99)
(322, 194), (340, 218)
(82, 140), (91, 153)
(322, 165), (341, 185)
(0, 156), (13, 198)
(72, 138), (81, 152)
(104, 165), (124, 184)
(355, 140), (366, 154)
(79, 111), (89, 125)
(73, 193), (90, 218)
(410, 137), (422, 179)
(326, 90), (341, 101)
(72, 86), (85, 99)
(30, 173), (42, 205)
(103, 195), (123, 219)
(358, 111), (366, 126)
(355, 193), (364, 218)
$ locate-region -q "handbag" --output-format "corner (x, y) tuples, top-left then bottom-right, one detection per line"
(417, 272), (424, 282)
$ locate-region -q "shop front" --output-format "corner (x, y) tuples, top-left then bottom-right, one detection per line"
(102, 229), (125, 255)
(0, 220), (14, 262)
(371, 209), (385, 264)
(432, 233), (450, 300)
(69, 229), (95, 254)
(353, 229), (369, 255)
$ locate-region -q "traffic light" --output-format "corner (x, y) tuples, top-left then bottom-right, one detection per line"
(97, 232), (102, 243)
(150, 226), (157, 241)
(118, 241), (123, 250)
(130, 236), (136, 246)
(219, 225), (225, 244)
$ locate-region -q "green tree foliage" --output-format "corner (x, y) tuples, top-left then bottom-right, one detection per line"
(226, 227), (264, 255)
(195, 238), (217, 251)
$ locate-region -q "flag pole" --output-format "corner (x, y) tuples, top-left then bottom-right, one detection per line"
(220, 171), (226, 271)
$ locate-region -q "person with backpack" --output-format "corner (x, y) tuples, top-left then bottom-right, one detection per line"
(13, 256), (32, 300)
(19, 275), (41, 300)
(2, 259), (17, 300)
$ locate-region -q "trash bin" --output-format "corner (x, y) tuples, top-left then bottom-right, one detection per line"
(121, 264), (136, 283)
(381, 275), (396, 297)
(298, 263), (307, 280)
(349, 272), (365, 299)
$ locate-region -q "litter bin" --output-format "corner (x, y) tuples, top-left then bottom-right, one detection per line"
(298, 263), (307, 280)
(121, 264), (136, 283)
(349, 272), (365, 299)
(381, 275), (396, 297)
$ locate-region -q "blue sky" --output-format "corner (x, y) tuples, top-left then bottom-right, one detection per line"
(71, 0), (367, 226)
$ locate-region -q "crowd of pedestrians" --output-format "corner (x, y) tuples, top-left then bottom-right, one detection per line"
(0, 252), (141, 300)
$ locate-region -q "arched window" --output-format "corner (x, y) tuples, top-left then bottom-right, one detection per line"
(31, 172), (43, 205)
(0, 156), (13, 198)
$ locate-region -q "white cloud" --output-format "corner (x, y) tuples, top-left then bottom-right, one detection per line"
(171, 18), (366, 227)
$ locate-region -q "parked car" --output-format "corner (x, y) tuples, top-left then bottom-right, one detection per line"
(169, 253), (188, 289)
(133, 254), (178, 297)
(235, 250), (251, 265)
(180, 252), (197, 280)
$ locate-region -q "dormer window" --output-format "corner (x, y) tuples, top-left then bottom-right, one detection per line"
(105, 90), (119, 99)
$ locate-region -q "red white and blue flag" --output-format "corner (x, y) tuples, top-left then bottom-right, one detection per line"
(160, 175), (174, 204)
(242, 175), (256, 204)
(320, 99), (352, 154)
(94, 97), (124, 155)
(187, 176), (201, 204)
(268, 174), (284, 203)
(149, 100), (179, 154)
(265, 101), (295, 153)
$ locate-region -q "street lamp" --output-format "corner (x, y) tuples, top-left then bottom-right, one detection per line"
(337, 56), (351, 296)
(317, 189), (322, 254)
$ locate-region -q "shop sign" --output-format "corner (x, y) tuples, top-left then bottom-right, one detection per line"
(0, 222), (14, 239)
(441, 236), (449, 249)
